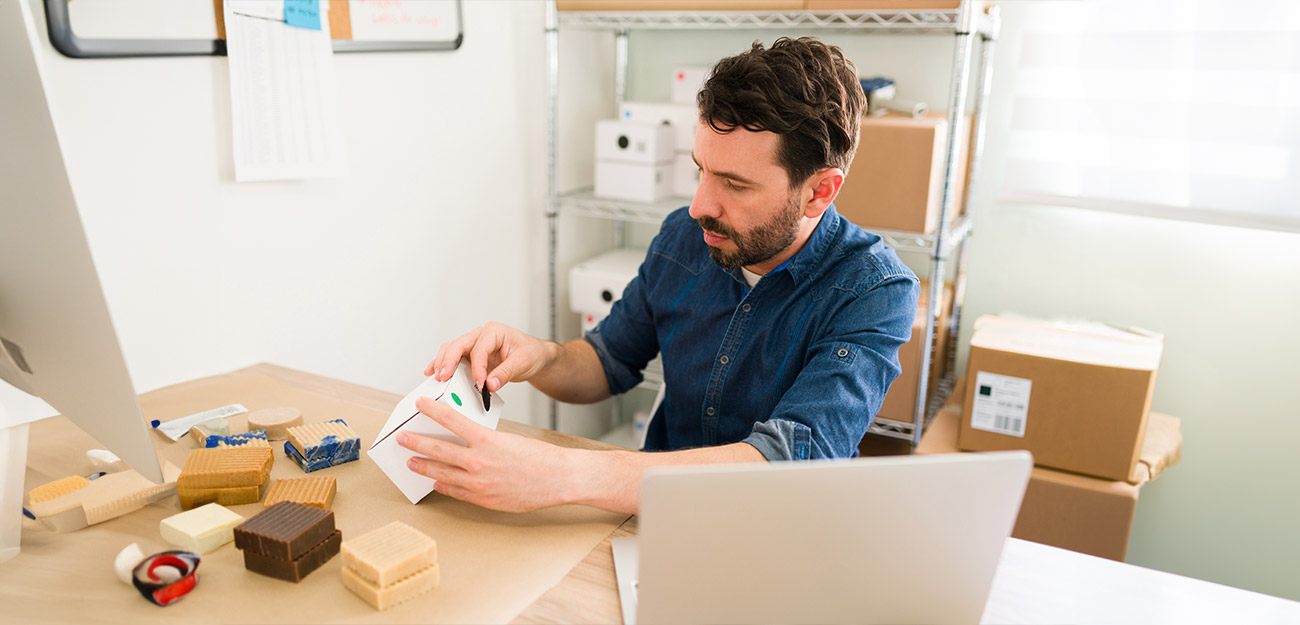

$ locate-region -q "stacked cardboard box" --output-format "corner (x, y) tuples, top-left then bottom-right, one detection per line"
(957, 314), (1164, 481)
(834, 112), (973, 234)
(873, 280), (955, 425)
(917, 394), (1181, 561)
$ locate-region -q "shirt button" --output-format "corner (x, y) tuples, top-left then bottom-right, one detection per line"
(837, 348), (849, 358)
(742, 303), (752, 312)
(707, 407), (715, 416)
(719, 355), (729, 365)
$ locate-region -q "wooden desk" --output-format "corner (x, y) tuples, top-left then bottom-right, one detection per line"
(4, 364), (632, 624)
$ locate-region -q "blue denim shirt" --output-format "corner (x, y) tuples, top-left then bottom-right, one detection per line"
(584, 205), (919, 460)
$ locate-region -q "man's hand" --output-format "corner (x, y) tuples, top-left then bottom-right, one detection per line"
(398, 396), (578, 513)
(423, 323), (612, 404)
(425, 322), (559, 393)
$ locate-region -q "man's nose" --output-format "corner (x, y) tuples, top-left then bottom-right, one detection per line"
(688, 178), (721, 221)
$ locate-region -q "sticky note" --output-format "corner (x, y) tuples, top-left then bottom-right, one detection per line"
(284, 0), (321, 30)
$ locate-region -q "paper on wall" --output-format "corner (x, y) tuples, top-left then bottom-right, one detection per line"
(224, 0), (347, 181)
(368, 360), (503, 504)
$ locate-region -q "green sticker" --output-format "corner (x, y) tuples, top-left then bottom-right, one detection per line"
(450, 392), (462, 407)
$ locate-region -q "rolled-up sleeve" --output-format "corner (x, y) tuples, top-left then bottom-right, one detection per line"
(743, 275), (919, 460)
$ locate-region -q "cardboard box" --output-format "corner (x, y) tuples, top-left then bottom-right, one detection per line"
(834, 112), (972, 234)
(874, 280), (954, 424)
(958, 315), (1164, 482)
(911, 400), (1182, 561)
(558, 1), (803, 10)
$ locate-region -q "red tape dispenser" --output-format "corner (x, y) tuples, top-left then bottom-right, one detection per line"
(131, 550), (200, 606)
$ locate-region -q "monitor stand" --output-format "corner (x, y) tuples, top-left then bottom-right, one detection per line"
(0, 382), (59, 564)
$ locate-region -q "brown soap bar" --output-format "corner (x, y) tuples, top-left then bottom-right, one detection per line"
(234, 501), (335, 561)
(177, 479), (270, 510)
(243, 530), (342, 583)
(177, 446), (274, 489)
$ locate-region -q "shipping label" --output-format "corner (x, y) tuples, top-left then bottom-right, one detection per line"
(970, 372), (1031, 437)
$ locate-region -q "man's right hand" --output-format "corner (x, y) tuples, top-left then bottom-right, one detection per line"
(424, 322), (560, 393)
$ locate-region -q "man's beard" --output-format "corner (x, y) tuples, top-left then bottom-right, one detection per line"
(697, 191), (804, 271)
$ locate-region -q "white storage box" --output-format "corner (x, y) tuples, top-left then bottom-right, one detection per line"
(595, 120), (675, 164)
(673, 152), (700, 198)
(671, 66), (711, 105)
(620, 101), (698, 151)
(569, 247), (647, 318)
(595, 161), (673, 203)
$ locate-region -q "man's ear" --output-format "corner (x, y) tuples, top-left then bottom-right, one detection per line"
(802, 167), (845, 218)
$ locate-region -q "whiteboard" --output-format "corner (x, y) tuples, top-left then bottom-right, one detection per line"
(45, 0), (463, 58)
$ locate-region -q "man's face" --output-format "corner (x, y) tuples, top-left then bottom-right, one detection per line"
(688, 121), (807, 272)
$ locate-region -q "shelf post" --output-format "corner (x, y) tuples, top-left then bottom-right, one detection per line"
(546, 0), (560, 431)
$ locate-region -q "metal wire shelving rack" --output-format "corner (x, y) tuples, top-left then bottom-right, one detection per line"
(544, 2), (1000, 447)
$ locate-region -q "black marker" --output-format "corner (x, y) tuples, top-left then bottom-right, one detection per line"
(481, 382), (491, 412)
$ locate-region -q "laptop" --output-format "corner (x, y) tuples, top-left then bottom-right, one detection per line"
(613, 451), (1032, 625)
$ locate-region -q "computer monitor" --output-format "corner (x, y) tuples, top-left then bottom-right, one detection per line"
(0, 0), (163, 563)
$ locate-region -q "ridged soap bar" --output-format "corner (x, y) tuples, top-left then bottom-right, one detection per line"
(341, 522), (438, 588)
(285, 419), (359, 473)
(263, 477), (337, 509)
(234, 501), (335, 561)
(342, 563), (440, 611)
(178, 447), (274, 489)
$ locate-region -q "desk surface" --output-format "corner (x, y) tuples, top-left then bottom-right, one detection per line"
(7, 364), (1300, 625)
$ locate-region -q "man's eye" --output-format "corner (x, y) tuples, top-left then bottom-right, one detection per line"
(724, 179), (745, 191)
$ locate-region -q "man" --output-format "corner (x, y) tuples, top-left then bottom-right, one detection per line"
(399, 37), (919, 515)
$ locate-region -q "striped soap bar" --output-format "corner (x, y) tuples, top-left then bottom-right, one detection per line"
(177, 447), (274, 490)
(248, 407), (303, 441)
(177, 480), (270, 510)
(341, 522), (438, 588)
(264, 477), (337, 509)
(234, 501), (335, 562)
(28, 475), (90, 504)
(285, 420), (359, 472)
(205, 430), (270, 449)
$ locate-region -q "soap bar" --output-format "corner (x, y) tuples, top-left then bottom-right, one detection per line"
(242, 529), (341, 583)
(341, 522), (437, 588)
(188, 419), (230, 446)
(205, 430), (269, 449)
(284, 419), (360, 472)
(263, 477), (336, 510)
(28, 475), (90, 504)
(248, 407), (303, 441)
(342, 562), (439, 611)
(160, 503), (245, 554)
(234, 501), (335, 561)
(178, 447), (274, 489)
(177, 480), (269, 510)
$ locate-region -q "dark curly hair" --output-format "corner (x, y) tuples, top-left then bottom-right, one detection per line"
(697, 37), (865, 188)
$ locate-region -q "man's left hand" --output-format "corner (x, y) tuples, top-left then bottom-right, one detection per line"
(397, 396), (577, 513)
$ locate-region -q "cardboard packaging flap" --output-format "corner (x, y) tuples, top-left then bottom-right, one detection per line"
(972, 315), (1164, 371)
(1131, 411), (1182, 484)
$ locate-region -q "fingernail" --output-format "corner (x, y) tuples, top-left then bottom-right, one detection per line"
(407, 458), (418, 470)
(416, 396), (427, 408)
(489, 376), (501, 391)
(399, 433), (408, 445)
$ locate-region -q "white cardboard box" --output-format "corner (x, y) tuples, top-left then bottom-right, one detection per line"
(620, 101), (698, 151)
(673, 151), (700, 198)
(595, 160), (674, 202)
(569, 247), (647, 317)
(595, 120), (675, 164)
(671, 66), (711, 105)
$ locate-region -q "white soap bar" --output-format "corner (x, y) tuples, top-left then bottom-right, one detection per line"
(159, 503), (245, 554)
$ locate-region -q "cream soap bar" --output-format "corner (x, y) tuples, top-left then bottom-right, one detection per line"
(160, 503), (245, 554)
(342, 563), (440, 611)
(341, 521), (437, 587)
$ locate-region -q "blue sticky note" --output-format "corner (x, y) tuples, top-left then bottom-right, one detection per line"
(285, 0), (321, 31)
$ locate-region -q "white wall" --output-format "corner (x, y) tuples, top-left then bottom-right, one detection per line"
(20, 0), (1299, 602)
(626, 13), (1300, 602)
(25, 1), (560, 423)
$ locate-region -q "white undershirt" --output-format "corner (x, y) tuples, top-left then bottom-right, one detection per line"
(740, 267), (762, 287)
